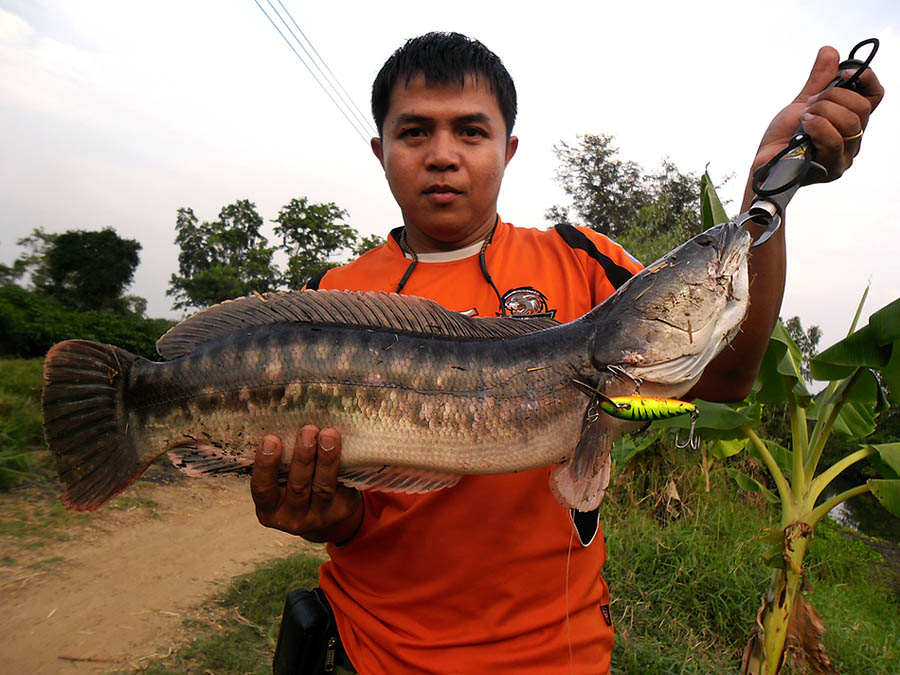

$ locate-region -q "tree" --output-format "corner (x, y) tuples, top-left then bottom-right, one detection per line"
(547, 133), (719, 264)
(167, 201), (279, 311)
(12, 227), (142, 313)
(0, 261), (22, 287)
(354, 233), (386, 257)
(273, 198), (359, 288)
(783, 316), (822, 383)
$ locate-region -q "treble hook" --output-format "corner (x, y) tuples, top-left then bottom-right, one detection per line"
(606, 365), (643, 393)
(674, 409), (701, 450)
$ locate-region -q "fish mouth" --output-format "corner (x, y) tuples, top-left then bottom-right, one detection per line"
(713, 221), (752, 276)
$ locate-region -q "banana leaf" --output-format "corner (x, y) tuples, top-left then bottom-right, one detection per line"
(867, 479), (900, 518)
(727, 468), (780, 504)
(709, 438), (749, 459)
(748, 440), (793, 474)
(651, 400), (760, 439)
(611, 429), (663, 464)
(701, 171), (729, 228)
(867, 443), (900, 478)
(811, 297), (900, 383)
(755, 320), (811, 404)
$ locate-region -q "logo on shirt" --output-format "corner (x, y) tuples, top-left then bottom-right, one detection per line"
(498, 287), (556, 319)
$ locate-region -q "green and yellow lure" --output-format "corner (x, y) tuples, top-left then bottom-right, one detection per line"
(598, 396), (696, 421)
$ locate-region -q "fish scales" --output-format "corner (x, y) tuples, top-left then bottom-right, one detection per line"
(42, 222), (752, 511)
(124, 321), (592, 476)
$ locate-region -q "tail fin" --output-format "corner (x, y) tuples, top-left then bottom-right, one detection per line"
(42, 340), (149, 511)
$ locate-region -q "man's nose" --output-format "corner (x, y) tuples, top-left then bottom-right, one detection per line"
(426, 131), (459, 171)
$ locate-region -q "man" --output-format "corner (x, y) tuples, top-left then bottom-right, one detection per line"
(251, 32), (882, 673)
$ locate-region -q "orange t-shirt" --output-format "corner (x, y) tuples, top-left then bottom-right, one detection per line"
(315, 217), (642, 674)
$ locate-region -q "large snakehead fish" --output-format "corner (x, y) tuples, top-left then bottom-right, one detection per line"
(42, 222), (751, 512)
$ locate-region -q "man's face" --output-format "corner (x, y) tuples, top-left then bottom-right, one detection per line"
(371, 75), (518, 253)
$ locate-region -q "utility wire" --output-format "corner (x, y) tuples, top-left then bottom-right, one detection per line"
(253, 0), (373, 145)
(274, 0), (376, 138)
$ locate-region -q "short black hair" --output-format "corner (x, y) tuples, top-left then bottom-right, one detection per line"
(371, 32), (517, 138)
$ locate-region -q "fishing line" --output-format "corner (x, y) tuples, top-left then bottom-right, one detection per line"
(565, 526), (575, 675)
(273, 0), (376, 137)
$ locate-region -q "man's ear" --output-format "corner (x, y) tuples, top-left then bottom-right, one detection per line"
(505, 136), (519, 166)
(371, 137), (385, 168)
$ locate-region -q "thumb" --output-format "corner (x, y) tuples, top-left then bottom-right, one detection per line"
(797, 46), (840, 100)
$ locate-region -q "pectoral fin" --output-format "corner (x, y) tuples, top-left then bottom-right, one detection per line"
(548, 405), (612, 513)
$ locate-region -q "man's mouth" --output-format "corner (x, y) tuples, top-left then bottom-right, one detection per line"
(423, 185), (463, 195)
(423, 185), (463, 206)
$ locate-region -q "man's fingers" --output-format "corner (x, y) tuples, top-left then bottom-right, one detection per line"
(250, 435), (284, 513)
(282, 426), (319, 511)
(854, 67), (884, 112)
(798, 46), (840, 100)
(309, 428), (342, 509)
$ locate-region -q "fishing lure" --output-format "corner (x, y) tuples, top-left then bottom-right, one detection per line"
(571, 378), (696, 422)
(598, 396), (696, 421)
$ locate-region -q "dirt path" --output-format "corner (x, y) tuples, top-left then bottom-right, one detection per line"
(1, 472), (324, 674)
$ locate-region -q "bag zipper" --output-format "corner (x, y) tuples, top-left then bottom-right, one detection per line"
(324, 635), (336, 672)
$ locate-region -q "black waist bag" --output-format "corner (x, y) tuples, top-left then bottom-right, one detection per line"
(273, 588), (340, 674)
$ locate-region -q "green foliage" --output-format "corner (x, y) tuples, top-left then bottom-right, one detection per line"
(168, 197), (372, 309)
(140, 552), (322, 674)
(547, 134), (713, 263)
(167, 202), (280, 311)
(671, 284), (900, 673)
(273, 198), (358, 288)
(801, 521), (900, 673)
(0, 286), (173, 360)
(14, 227), (143, 313)
(603, 457), (899, 673)
(354, 233), (386, 257)
(0, 359), (46, 489)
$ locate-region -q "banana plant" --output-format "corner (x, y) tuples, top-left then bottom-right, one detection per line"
(655, 296), (900, 675)
(655, 175), (900, 673)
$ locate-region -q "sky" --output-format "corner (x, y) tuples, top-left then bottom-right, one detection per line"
(1, 0), (898, 351)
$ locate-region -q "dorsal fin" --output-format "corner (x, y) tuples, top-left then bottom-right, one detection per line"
(156, 290), (560, 360)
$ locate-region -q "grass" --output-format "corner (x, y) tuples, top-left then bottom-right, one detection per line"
(603, 448), (899, 674)
(134, 553), (323, 674)
(0, 358), (49, 488)
(107, 496), (162, 515)
(130, 448), (899, 675)
(0, 493), (89, 549)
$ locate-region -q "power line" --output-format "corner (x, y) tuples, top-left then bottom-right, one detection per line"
(252, 0), (374, 144)
(273, 0), (375, 138)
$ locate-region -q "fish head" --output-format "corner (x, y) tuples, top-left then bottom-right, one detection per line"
(590, 221), (752, 387)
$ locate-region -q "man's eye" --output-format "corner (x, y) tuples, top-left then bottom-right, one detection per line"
(400, 128), (425, 138)
(462, 128), (485, 138)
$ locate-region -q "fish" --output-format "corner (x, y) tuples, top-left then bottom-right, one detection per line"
(42, 221), (751, 512)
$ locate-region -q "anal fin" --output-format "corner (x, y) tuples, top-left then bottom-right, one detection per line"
(339, 466), (461, 494)
(167, 445), (254, 477)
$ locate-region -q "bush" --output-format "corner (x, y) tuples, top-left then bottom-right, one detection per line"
(0, 286), (174, 360)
